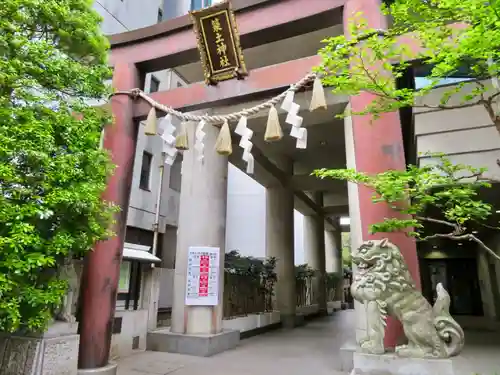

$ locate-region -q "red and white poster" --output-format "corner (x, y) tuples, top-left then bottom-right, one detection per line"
(185, 246), (220, 306)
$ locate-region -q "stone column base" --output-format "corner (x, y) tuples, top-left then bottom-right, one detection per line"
(280, 313), (305, 329)
(0, 322), (79, 375)
(339, 340), (357, 372)
(77, 363), (117, 375)
(352, 352), (454, 375)
(147, 328), (239, 357)
(317, 307), (329, 316)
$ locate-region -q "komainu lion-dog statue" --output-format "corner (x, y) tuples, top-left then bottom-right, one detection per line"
(351, 238), (465, 358)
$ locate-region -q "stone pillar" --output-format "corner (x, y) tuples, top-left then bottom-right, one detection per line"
(333, 229), (345, 302)
(325, 230), (336, 274)
(78, 62), (140, 373)
(343, 0), (421, 349)
(266, 185), (296, 328)
(170, 122), (228, 336)
(146, 121), (239, 357)
(303, 213), (327, 314)
(326, 229), (344, 301)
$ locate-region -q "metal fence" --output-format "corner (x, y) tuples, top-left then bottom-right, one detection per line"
(222, 271), (342, 318)
(223, 273), (273, 318)
(296, 276), (315, 307)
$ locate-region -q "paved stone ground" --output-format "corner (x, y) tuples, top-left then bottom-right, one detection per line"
(117, 310), (355, 375)
(453, 330), (500, 375)
(117, 310), (500, 375)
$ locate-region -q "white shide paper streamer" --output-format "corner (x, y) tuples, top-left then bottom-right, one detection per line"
(234, 116), (254, 174)
(194, 120), (206, 162)
(160, 114), (178, 165)
(280, 89), (307, 149)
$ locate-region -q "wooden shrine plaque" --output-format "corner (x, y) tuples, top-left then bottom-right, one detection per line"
(190, 0), (247, 85)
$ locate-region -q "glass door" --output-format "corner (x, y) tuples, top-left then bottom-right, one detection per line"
(422, 258), (483, 316)
(447, 259), (483, 316)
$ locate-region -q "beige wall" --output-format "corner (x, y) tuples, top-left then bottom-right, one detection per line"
(158, 268), (175, 309)
(126, 69), (188, 234)
(415, 80), (500, 180)
(110, 309), (148, 360)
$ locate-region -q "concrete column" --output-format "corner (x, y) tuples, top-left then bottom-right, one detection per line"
(266, 185), (295, 328)
(325, 229), (344, 301)
(325, 230), (336, 274)
(303, 213), (327, 315)
(333, 229), (345, 301)
(78, 62), (140, 372)
(344, 0), (421, 349)
(170, 121), (228, 335)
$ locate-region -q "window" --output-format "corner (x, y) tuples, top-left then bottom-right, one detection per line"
(340, 217), (351, 226)
(157, 8), (163, 23)
(191, 0), (211, 10)
(118, 261), (131, 293)
(150, 75), (160, 93)
(177, 81), (183, 88)
(413, 63), (475, 90)
(116, 260), (142, 311)
(139, 151), (153, 190)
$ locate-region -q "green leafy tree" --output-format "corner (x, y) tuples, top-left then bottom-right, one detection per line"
(314, 154), (500, 260)
(0, 0), (114, 333)
(315, 0), (500, 133)
(313, 0), (500, 260)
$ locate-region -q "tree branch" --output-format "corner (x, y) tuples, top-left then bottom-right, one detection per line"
(488, 0), (500, 24)
(412, 100), (482, 111)
(487, 89), (500, 104)
(473, 219), (500, 231)
(357, 52), (396, 100)
(415, 216), (459, 230)
(477, 173), (500, 184)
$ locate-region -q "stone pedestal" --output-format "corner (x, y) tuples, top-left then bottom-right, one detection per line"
(0, 322), (79, 375)
(280, 313), (305, 329)
(147, 328), (239, 357)
(351, 352), (454, 375)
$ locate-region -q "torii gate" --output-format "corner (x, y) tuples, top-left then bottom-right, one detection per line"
(76, 0), (421, 372)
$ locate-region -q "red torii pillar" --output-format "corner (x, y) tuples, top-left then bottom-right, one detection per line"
(343, 0), (421, 349)
(78, 63), (141, 372)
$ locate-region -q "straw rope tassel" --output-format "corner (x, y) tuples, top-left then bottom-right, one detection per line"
(215, 120), (233, 156)
(175, 121), (189, 150)
(309, 77), (327, 111)
(264, 106), (283, 142)
(144, 107), (158, 135)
